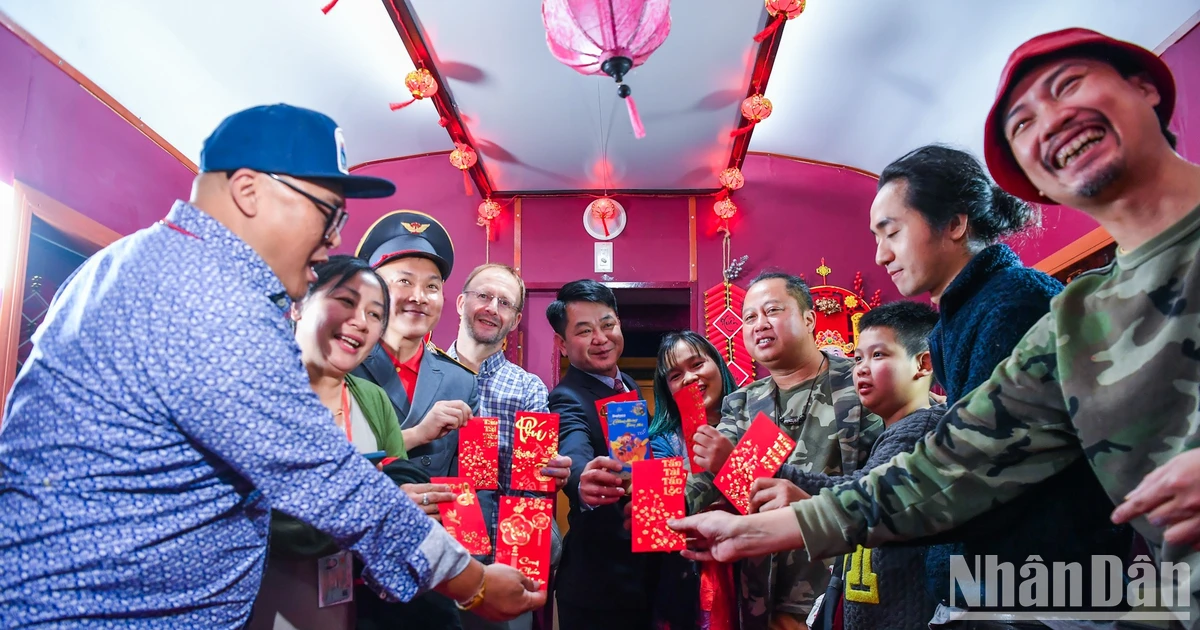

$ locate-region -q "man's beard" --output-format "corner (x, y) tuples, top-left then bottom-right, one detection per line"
(1074, 159), (1124, 198)
(469, 319), (512, 346)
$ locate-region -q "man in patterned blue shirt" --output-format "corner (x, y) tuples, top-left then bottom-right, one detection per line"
(0, 104), (544, 628)
(447, 263), (571, 630)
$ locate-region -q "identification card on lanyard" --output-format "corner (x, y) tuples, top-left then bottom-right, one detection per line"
(317, 550), (354, 607)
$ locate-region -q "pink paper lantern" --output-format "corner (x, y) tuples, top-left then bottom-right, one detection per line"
(542, 0), (671, 139)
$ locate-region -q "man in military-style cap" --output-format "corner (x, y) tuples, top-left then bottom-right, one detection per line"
(355, 210), (477, 481)
(353, 210), (483, 629)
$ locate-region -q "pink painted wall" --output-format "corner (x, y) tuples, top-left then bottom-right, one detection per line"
(342, 153), (901, 384)
(0, 25), (196, 235)
(337, 156), (516, 349)
(1007, 22), (1200, 264)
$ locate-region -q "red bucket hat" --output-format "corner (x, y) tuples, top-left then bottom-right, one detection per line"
(983, 28), (1176, 203)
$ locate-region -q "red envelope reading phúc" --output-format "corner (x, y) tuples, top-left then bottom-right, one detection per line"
(594, 391), (639, 437)
(510, 411), (559, 493)
(430, 477), (492, 556)
(631, 457), (688, 552)
(458, 416), (500, 490)
(712, 413), (797, 515)
(671, 381), (706, 471)
(495, 496), (553, 591)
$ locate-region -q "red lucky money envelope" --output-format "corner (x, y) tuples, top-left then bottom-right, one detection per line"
(457, 416), (499, 490)
(510, 411), (559, 493)
(631, 457), (688, 552)
(495, 496), (553, 590)
(712, 413), (797, 515)
(594, 391), (639, 437)
(671, 381), (707, 471)
(429, 477), (492, 556)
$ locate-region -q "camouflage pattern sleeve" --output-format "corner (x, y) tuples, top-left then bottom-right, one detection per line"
(792, 314), (1084, 560)
(685, 389), (749, 514)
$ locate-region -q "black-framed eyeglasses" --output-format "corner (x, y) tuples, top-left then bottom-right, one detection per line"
(265, 173), (348, 242)
(463, 289), (518, 314)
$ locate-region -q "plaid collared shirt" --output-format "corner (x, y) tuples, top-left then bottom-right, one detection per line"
(446, 344), (549, 494)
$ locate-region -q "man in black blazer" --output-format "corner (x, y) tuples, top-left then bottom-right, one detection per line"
(547, 280), (653, 630)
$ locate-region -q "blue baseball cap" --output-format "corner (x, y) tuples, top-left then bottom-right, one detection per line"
(199, 104), (396, 199)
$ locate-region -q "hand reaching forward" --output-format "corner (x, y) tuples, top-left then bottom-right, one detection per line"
(749, 478), (810, 514)
(1112, 449), (1200, 550)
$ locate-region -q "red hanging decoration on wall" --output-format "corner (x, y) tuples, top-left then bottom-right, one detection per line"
(588, 197), (618, 237)
(542, 0), (671, 139)
(808, 259), (876, 357)
(477, 198), (502, 242)
(753, 0), (806, 42)
(449, 143), (478, 196)
(716, 166), (744, 201)
(730, 94), (773, 137)
(705, 282), (755, 387)
(390, 68), (439, 111)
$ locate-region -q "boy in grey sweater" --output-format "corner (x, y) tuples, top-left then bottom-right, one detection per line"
(749, 300), (943, 630)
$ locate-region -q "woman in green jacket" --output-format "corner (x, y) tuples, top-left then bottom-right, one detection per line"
(249, 255), (412, 630)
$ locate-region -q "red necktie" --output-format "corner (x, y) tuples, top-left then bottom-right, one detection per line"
(613, 377), (627, 393)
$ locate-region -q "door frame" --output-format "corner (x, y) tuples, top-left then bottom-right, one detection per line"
(1, 182), (121, 412)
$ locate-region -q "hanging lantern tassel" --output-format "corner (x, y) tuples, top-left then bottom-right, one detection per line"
(731, 94), (773, 137)
(605, 58), (646, 139)
(390, 69), (439, 111)
(619, 85), (646, 139)
(754, 0), (806, 42)
(320, 0), (340, 14)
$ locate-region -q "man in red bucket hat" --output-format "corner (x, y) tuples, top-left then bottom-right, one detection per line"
(667, 28), (1200, 627)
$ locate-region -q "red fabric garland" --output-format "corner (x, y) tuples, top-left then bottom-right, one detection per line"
(752, 15), (784, 42)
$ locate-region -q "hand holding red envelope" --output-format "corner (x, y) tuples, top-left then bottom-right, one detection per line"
(495, 497), (553, 591)
(510, 412), (559, 493)
(712, 413), (796, 515)
(631, 457), (688, 552)
(457, 417), (500, 490)
(672, 381), (707, 472)
(429, 477), (492, 556)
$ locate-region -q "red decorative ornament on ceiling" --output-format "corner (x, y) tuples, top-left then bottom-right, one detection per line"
(542, 0), (671, 139)
(390, 68), (439, 111)
(731, 94), (773, 137)
(449, 143), (478, 196)
(754, 0), (806, 42)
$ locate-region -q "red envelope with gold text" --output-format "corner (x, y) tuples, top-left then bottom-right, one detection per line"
(510, 412), (559, 493)
(594, 391), (639, 437)
(712, 413), (796, 515)
(495, 497), (553, 590)
(458, 417), (499, 490)
(631, 457), (687, 552)
(430, 477), (492, 556)
(671, 381), (707, 471)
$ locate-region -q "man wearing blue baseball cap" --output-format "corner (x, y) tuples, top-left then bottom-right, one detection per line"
(0, 104), (544, 628)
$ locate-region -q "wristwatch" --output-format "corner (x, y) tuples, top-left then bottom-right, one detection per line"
(455, 574), (487, 611)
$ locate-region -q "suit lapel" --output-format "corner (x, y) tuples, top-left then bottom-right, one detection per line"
(407, 345), (444, 427)
(362, 345), (412, 421)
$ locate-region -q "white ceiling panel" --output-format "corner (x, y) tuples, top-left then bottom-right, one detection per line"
(0, 0), (452, 167)
(407, 0), (762, 193)
(751, 0), (1200, 175)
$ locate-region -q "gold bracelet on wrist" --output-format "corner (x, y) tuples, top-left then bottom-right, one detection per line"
(455, 573), (487, 611)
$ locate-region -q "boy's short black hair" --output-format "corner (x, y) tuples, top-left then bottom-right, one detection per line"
(545, 279), (618, 337)
(858, 301), (939, 357)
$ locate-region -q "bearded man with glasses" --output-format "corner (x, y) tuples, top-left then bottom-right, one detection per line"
(446, 264), (572, 630)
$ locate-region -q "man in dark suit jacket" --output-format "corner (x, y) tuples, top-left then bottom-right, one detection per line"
(546, 280), (654, 630)
(352, 211), (479, 630)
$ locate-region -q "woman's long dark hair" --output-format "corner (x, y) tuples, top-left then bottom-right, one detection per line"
(302, 254), (391, 330)
(878, 144), (1038, 245)
(649, 331), (738, 438)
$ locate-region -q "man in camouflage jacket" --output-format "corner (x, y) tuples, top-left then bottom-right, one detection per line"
(671, 28), (1200, 628)
(687, 271), (882, 629)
